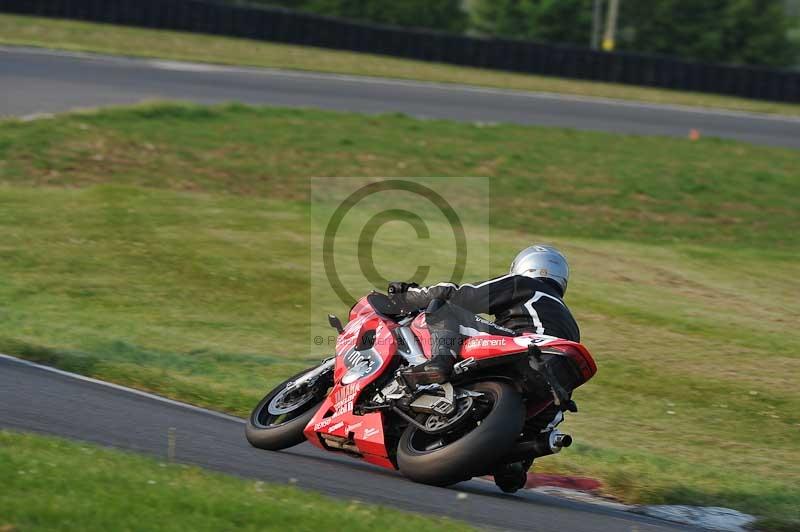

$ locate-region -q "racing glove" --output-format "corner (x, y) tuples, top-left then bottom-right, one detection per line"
(387, 281), (419, 295)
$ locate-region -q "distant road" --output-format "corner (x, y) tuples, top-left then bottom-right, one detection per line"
(2, 46), (799, 149)
(0, 355), (689, 532)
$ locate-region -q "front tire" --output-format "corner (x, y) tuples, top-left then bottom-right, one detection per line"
(245, 366), (331, 451)
(396, 380), (524, 486)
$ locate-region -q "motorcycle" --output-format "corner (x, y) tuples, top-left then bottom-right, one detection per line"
(245, 292), (597, 492)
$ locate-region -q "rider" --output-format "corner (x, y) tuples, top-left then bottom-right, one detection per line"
(388, 245), (580, 386)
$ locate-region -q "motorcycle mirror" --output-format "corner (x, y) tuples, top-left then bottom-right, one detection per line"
(328, 314), (344, 334)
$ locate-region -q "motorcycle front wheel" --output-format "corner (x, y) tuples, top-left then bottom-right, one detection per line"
(396, 380), (524, 486)
(245, 365), (332, 451)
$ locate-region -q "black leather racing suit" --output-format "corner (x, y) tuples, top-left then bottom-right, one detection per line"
(390, 274), (580, 359)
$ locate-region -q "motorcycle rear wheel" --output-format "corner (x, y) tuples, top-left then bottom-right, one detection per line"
(396, 380), (524, 486)
(245, 365), (331, 451)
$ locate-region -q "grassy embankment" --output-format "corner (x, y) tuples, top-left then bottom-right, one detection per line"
(0, 103), (798, 528)
(2, 13), (800, 117)
(0, 430), (469, 532)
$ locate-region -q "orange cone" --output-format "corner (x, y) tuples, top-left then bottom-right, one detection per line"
(689, 129), (701, 141)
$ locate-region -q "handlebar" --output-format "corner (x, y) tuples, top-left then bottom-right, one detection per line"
(366, 292), (421, 322)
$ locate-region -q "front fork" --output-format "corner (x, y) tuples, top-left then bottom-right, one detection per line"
(285, 357), (335, 393)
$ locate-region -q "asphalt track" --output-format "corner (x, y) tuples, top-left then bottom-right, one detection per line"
(1, 45), (799, 149)
(0, 355), (690, 531)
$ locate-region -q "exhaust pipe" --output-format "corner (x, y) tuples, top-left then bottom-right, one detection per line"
(320, 434), (361, 455)
(552, 431), (573, 449)
(506, 430), (572, 462)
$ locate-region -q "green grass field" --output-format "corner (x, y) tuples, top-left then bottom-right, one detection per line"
(0, 103), (798, 529)
(2, 13), (800, 117)
(0, 431), (469, 532)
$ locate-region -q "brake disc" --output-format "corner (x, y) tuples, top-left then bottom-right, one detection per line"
(267, 387), (315, 415)
(421, 396), (474, 434)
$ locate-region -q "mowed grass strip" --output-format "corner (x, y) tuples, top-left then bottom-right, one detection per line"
(2, 13), (800, 117)
(0, 431), (471, 532)
(0, 103), (798, 528)
(1, 103), (798, 248)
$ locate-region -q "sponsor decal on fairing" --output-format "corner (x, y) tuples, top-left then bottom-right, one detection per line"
(314, 418), (332, 431)
(465, 337), (508, 349)
(327, 421), (345, 433)
(345, 422), (363, 433)
(362, 428), (380, 440)
(513, 335), (558, 347)
(331, 382), (361, 417)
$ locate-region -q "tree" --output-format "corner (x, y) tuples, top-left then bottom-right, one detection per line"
(617, 0), (727, 61)
(618, 0), (796, 67)
(719, 0), (797, 67)
(472, 0), (797, 67)
(472, 0), (594, 45)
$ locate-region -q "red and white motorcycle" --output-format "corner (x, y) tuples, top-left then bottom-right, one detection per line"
(246, 292), (597, 492)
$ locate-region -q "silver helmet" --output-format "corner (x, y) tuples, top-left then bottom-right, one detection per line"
(509, 245), (570, 295)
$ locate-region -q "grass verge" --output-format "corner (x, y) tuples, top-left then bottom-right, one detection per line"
(0, 103), (798, 529)
(0, 430), (469, 532)
(1, 13), (800, 117)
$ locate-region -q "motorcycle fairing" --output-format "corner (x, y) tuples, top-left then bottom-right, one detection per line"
(304, 405), (393, 469)
(461, 333), (597, 382)
(410, 313), (432, 358)
(304, 300), (398, 469)
(461, 333), (562, 359)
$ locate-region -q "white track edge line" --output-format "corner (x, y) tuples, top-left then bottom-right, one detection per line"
(0, 353), (245, 424)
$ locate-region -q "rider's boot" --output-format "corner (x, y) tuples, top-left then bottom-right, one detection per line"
(402, 299), (459, 386)
(493, 461), (530, 493)
(402, 350), (457, 386)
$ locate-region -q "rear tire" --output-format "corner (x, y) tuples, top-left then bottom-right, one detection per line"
(396, 380), (524, 486)
(245, 366), (331, 451)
